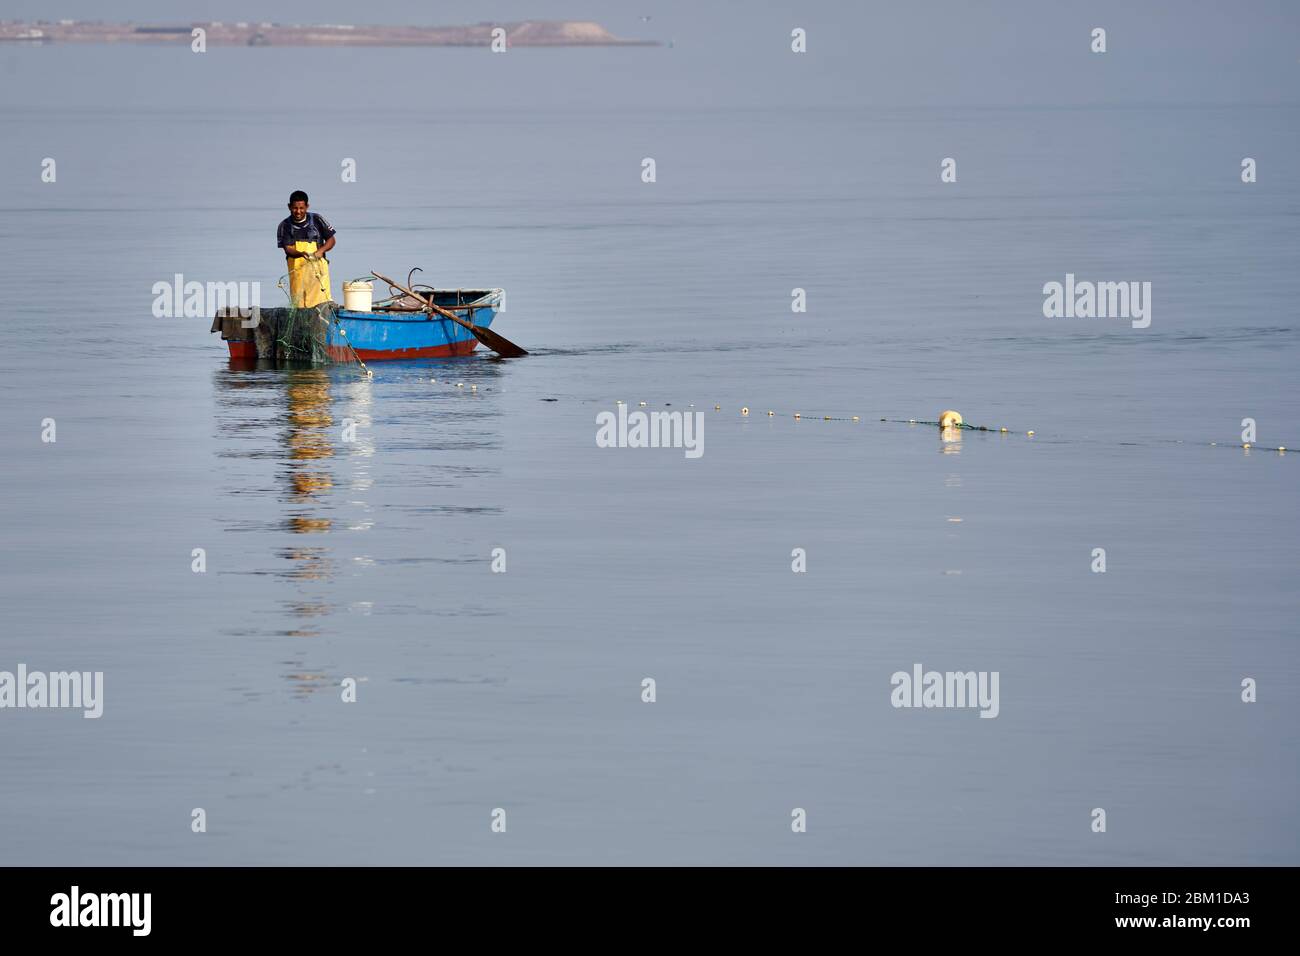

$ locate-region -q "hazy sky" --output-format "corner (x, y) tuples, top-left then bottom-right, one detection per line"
(1, 1), (1297, 110)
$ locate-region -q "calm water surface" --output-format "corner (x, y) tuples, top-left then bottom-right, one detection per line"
(0, 44), (1297, 864)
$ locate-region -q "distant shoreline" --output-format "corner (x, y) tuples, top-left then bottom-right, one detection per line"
(0, 19), (659, 48)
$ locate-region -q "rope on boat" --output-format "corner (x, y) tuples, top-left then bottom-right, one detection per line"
(329, 318), (373, 378)
(307, 258), (371, 377)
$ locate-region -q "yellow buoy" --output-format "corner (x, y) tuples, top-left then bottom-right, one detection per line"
(794, 413), (801, 420)
(938, 410), (963, 428)
(1027, 430), (1035, 437)
(741, 407), (749, 416)
(852, 416), (860, 422)
(767, 411), (774, 417)
(639, 401), (647, 407)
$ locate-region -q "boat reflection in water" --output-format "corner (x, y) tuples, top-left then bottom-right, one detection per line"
(214, 350), (505, 703)
(213, 360), (374, 696)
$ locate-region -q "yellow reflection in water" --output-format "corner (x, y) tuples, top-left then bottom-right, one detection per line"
(290, 471), (334, 499)
(286, 515), (333, 535)
(283, 369), (335, 525)
(280, 371), (338, 688)
(214, 365), (351, 697)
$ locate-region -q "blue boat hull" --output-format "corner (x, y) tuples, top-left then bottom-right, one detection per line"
(331, 291), (502, 360)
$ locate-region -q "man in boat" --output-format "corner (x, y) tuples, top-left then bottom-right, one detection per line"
(277, 190), (336, 308)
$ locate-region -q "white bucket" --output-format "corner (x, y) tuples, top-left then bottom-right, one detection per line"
(342, 280), (373, 312)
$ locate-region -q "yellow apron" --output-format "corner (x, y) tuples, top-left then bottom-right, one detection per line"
(287, 240), (332, 308)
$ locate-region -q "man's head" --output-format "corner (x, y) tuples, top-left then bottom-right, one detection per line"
(288, 190), (309, 221)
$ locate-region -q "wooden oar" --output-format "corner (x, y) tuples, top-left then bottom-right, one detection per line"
(371, 271), (527, 358)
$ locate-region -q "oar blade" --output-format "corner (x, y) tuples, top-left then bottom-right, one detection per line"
(471, 325), (528, 358)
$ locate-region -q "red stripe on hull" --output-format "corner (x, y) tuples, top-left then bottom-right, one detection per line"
(328, 340), (480, 361)
(225, 339), (480, 361)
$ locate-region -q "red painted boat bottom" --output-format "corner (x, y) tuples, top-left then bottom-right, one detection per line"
(225, 338), (480, 362)
(328, 340), (480, 361)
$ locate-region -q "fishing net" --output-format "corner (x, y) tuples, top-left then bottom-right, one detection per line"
(209, 301), (335, 363)
(209, 259), (369, 373)
(260, 302), (336, 364)
(269, 256), (336, 364)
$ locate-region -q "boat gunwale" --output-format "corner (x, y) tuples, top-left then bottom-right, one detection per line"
(337, 288), (503, 321)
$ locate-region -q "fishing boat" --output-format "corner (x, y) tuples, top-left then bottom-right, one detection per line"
(333, 288), (504, 361)
(212, 288), (508, 361)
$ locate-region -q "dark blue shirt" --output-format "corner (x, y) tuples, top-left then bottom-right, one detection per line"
(277, 212), (336, 249)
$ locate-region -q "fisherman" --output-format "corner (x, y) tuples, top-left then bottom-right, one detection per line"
(277, 190), (336, 308)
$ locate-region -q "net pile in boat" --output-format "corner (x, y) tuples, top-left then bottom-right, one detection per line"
(210, 303), (341, 364)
